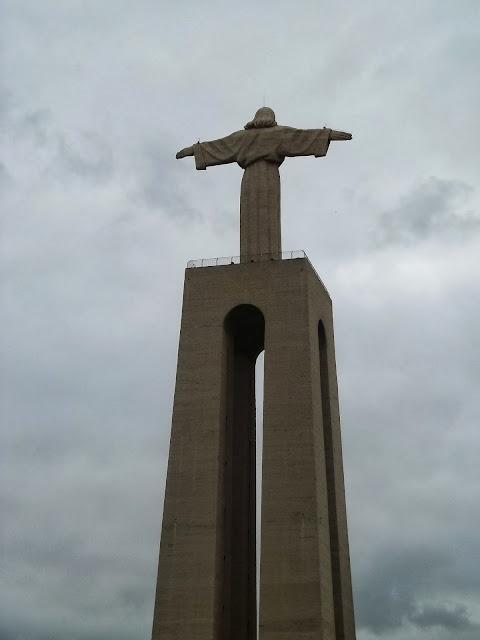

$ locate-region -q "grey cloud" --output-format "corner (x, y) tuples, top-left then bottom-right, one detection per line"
(0, 160), (9, 184)
(2, 2), (479, 640)
(334, 237), (480, 637)
(15, 108), (51, 145)
(355, 549), (434, 632)
(411, 603), (474, 631)
(3, 105), (114, 185)
(355, 549), (478, 634)
(0, 626), (19, 640)
(0, 618), (150, 640)
(131, 145), (202, 222)
(56, 131), (114, 183)
(375, 177), (479, 246)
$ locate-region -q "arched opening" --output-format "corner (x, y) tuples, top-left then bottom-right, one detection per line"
(318, 320), (343, 638)
(222, 305), (265, 640)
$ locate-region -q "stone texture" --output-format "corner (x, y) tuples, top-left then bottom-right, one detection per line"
(151, 258), (356, 639)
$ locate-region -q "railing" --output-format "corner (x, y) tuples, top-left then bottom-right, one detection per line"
(187, 250), (306, 268)
(186, 249), (330, 296)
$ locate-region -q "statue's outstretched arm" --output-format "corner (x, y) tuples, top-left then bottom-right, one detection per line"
(176, 146), (194, 159)
(329, 129), (352, 141)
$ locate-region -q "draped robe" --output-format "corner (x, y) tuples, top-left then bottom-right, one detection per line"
(192, 126), (332, 258)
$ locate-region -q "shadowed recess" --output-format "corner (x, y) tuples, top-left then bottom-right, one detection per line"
(222, 305), (265, 640)
(319, 320), (344, 639)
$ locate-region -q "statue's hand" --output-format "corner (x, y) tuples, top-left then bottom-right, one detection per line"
(176, 146), (194, 159)
(329, 130), (352, 141)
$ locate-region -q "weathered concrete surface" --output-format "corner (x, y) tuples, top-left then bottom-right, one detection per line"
(151, 257), (355, 640)
(240, 159), (281, 258)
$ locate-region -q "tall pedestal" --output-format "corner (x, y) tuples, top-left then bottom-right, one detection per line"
(151, 257), (356, 640)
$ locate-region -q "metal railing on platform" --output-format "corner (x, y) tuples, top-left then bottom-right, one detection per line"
(186, 249), (330, 296)
(187, 250), (306, 268)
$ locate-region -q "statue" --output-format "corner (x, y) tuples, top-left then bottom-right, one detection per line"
(176, 107), (352, 258)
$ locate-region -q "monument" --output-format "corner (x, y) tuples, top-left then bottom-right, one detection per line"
(151, 108), (356, 639)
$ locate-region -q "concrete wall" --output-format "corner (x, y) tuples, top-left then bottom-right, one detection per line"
(151, 258), (355, 640)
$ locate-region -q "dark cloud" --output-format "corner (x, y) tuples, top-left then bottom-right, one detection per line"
(355, 548), (479, 634)
(412, 604), (474, 631)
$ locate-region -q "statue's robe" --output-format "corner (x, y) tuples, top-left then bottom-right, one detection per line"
(192, 126), (332, 258)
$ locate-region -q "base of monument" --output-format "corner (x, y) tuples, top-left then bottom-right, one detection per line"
(151, 256), (355, 640)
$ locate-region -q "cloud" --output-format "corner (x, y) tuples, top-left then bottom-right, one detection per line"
(129, 143), (203, 222)
(374, 177), (479, 246)
(56, 130), (114, 184)
(355, 548), (479, 634)
(1, 2), (479, 640)
(0, 160), (9, 185)
(14, 108), (51, 145)
(3, 105), (115, 188)
(412, 604), (474, 631)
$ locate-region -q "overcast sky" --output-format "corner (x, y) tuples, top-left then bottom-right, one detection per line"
(1, 1), (479, 639)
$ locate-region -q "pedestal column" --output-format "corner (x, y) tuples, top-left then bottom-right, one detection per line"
(240, 160), (281, 260)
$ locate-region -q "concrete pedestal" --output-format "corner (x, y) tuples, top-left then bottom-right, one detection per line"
(151, 257), (355, 640)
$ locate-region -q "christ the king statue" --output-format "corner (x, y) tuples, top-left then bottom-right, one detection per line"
(176, 107), (352, 258)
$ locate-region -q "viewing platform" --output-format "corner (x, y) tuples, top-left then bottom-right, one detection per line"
(187, 249), (329, 296)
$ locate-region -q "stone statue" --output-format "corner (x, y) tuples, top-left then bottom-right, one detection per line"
(176, 107), (352, 258)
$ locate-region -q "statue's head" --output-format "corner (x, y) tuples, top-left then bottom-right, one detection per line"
(244, 107), (277, 130)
